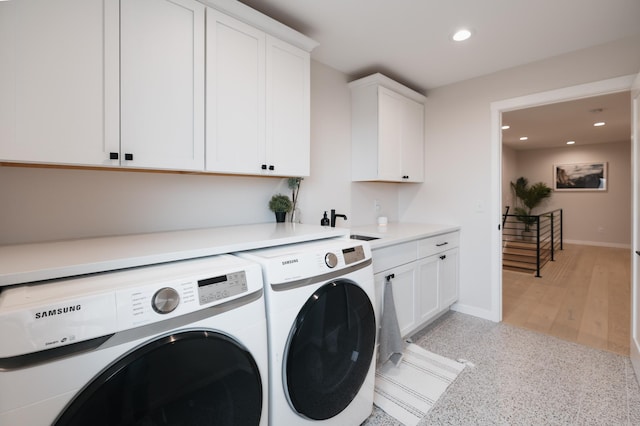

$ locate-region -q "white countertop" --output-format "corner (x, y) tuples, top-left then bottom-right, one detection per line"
(350, 222), (460, 249)
(0, 223), (349, 287)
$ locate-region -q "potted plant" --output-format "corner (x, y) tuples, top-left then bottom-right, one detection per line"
(288, 177), (303, 223)
(269, 193), (293, 223)
(510, 177), (552, 240)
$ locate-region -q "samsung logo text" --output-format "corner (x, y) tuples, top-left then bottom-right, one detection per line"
(35, 305), (82, 319)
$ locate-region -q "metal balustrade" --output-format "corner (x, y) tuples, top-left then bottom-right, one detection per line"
(502, 208), (563, 277)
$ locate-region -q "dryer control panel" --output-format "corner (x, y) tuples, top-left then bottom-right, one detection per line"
(197, 271), (248, 305)
(342, 245), (366, 265)
(237, 238), (372, 285)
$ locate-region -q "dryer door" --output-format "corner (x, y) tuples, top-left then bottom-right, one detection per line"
(55, 330), (262, 425)
(285, 279), (376, 420)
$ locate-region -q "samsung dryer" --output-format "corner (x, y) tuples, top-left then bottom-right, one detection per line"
(237, 238), (378, 425)
(0, 254), (269, 425)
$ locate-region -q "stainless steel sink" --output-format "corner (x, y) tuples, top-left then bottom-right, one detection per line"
(350, 234), (380, 241)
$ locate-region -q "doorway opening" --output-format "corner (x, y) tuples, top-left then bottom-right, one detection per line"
(490, 75), (636, 354)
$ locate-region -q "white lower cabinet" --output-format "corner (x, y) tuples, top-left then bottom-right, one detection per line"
(417, 255), (440, 325)
(438, 248), (459, 309)
(375, 263), (418, 338)
(373, 231), (459, 339)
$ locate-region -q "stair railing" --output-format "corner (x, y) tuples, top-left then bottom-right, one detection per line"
(501, 208), (563, 277)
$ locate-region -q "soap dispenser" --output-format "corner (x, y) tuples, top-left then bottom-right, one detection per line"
(320, 211), (330, 227)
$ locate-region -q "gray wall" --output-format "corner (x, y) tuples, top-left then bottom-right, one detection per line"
(512, 141), (631, 247)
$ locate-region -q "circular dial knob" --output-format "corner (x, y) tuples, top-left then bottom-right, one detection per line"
(152, 287), (180, 314)
(325, 252), (338, 268)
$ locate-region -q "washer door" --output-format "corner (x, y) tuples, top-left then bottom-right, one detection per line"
(55, 330), (263, 425)
(285, 280), (376, 420)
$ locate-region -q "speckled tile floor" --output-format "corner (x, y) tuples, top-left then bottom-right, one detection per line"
(363, 311), (640, 426)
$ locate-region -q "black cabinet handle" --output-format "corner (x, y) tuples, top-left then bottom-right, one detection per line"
(385, 273), (395, 281)
(268, 165), (274, 171)
(436, 242), (449, 247)
(261, 164), (267, 170)
(109, 152), (119, 160)
(402, 175), (409, 179)
(124, 153), (133, 161)
(440, 255), (446, 260)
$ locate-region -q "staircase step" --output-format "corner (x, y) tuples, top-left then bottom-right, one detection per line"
(503, 240), (537, 249)
(502, 247), (537, 257)
(503, 258), (536, 268)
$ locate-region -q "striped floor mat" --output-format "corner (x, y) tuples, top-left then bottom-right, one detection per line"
(374, 343), (466, 426)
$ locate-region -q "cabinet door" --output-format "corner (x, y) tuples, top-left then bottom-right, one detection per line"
(0, 0), (119, 166)
(417, 255), (439, 324)
(377, 87), (404, 181)
(121, 0), (205, 171)
(266, 36), (310, 176)
(439, 248), (459, 309)
(401, 96), (425, 182)
(205, 9), (265, 174)
(376, 263), (418, 339)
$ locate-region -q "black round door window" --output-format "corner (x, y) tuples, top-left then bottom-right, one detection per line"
(55, 330), (263, 426)
(285, 280), (376, 420)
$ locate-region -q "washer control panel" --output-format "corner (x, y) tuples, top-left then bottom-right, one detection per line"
(197, 271), (248, 305)
(0, 255), (263, 358)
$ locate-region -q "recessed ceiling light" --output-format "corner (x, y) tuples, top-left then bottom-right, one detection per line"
(501, 125), (510, 130)
(452, 29), (472, 42)
(519, 136), (528, 141)
(594, 121), (606, 127)
(566, 141), (575, 145)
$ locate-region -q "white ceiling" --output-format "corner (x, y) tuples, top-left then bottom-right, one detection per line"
(238, 0), (640, 92)
(237, 0), (639, 151)
(502, 91), (631, 151)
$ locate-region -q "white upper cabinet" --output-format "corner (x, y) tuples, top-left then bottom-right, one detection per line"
(0, 0), (119, 166)
(120, 0), (205, 171)
(349, 73), (426, 182)
(205, 10), (311, 176)
(205, 9), (265, 175)
(265, 36), (311, 177)
(0, 0), (314, 174)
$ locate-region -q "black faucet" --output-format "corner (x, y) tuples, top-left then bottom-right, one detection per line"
(330, 209), (347, 227)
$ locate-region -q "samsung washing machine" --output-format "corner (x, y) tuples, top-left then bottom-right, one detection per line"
(237, 238), (378, 425)
(0, 254), (269, 425)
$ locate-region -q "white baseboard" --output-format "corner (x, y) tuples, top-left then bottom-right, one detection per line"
(631, 337), (640, 382)
(564, 239), (631, 249)
(450, 303), (499, 322)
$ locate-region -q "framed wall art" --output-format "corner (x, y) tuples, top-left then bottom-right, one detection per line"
(553, 162), (607, 191)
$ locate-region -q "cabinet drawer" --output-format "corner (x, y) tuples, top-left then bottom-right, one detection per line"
(417, 231), (459, 259)
(372, 241), (417, 274)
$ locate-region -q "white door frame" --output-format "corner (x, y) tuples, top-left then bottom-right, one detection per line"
(490, 74), (636, 322)
(630, 72), (640, 375)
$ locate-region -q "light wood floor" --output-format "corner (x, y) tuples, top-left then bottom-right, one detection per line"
(502, 243), (631, 355)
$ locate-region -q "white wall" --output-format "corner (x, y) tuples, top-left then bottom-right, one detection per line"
(1, 34), (638, 322)
(294, 60), (401, 228)
(502, 145), (518, 211)
(399, 34), (640, 320)
(0, 60), (400, 244)
(0, 166), (288, 244)
(515, 141), (631, 247)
